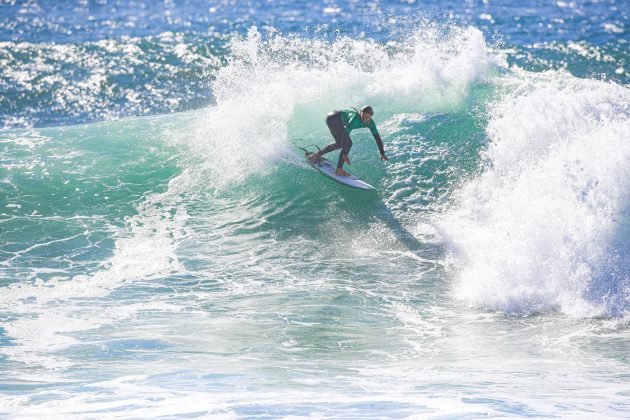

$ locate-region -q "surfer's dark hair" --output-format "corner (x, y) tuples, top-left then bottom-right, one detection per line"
(361, 105), (374, 115)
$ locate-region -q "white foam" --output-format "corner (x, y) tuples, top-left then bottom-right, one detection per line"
(439, 69), (630, 317)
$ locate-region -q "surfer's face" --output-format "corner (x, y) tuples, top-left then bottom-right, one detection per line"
(360, 111), (372, 124)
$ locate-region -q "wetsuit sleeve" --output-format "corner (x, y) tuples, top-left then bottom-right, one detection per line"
(370, 121), (385, 154)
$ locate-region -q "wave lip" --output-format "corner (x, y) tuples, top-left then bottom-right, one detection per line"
(440, 70), (630, 318)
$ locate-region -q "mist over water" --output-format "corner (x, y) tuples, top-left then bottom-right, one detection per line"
(1, 0), (629, 418)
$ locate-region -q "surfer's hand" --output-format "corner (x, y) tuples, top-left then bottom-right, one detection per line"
(380, 153), (389, 161)
(343, 154), (351, 165)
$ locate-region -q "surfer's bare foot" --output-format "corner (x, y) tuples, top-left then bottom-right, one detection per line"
(307, 153), (320, 162)
(342, 154), (350, 165)
(335, 168), (350, 177)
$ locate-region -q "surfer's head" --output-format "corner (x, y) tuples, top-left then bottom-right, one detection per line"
(360, 105), (373, 123)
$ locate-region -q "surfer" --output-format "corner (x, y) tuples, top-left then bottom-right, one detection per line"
(310, 106), (388, 176)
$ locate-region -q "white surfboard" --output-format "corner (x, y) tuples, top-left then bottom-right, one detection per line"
(304, 152), (375, 190)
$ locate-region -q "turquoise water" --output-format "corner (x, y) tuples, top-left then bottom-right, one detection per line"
(1, 1), (629, 418)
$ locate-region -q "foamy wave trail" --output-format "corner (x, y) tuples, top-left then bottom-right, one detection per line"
(439, 69), (630, 318)
(0, 114), (192, 369)
(174, 24), (500, 189)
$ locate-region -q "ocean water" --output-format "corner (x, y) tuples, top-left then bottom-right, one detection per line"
(1, 0), (629, 418)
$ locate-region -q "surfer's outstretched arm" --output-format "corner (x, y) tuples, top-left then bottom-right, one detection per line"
(366, 119), (388, 161)
(373, 132), (388, 161)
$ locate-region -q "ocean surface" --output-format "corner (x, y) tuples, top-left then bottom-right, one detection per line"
(1, 0), (629, 418)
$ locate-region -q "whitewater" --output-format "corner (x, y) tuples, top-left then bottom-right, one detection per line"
(1, 1), (629, 418)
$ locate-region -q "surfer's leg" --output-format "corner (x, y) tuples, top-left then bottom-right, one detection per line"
(318, 111), (344, 157)
(318, 142), (340, 156)
(337, 135), (352, 169)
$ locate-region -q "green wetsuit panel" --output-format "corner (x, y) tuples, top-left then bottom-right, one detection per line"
(340, 109), (380, 137)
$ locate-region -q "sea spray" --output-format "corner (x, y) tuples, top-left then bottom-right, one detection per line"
(439, 70), (630, 317)
(178, 25), (499, 189)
